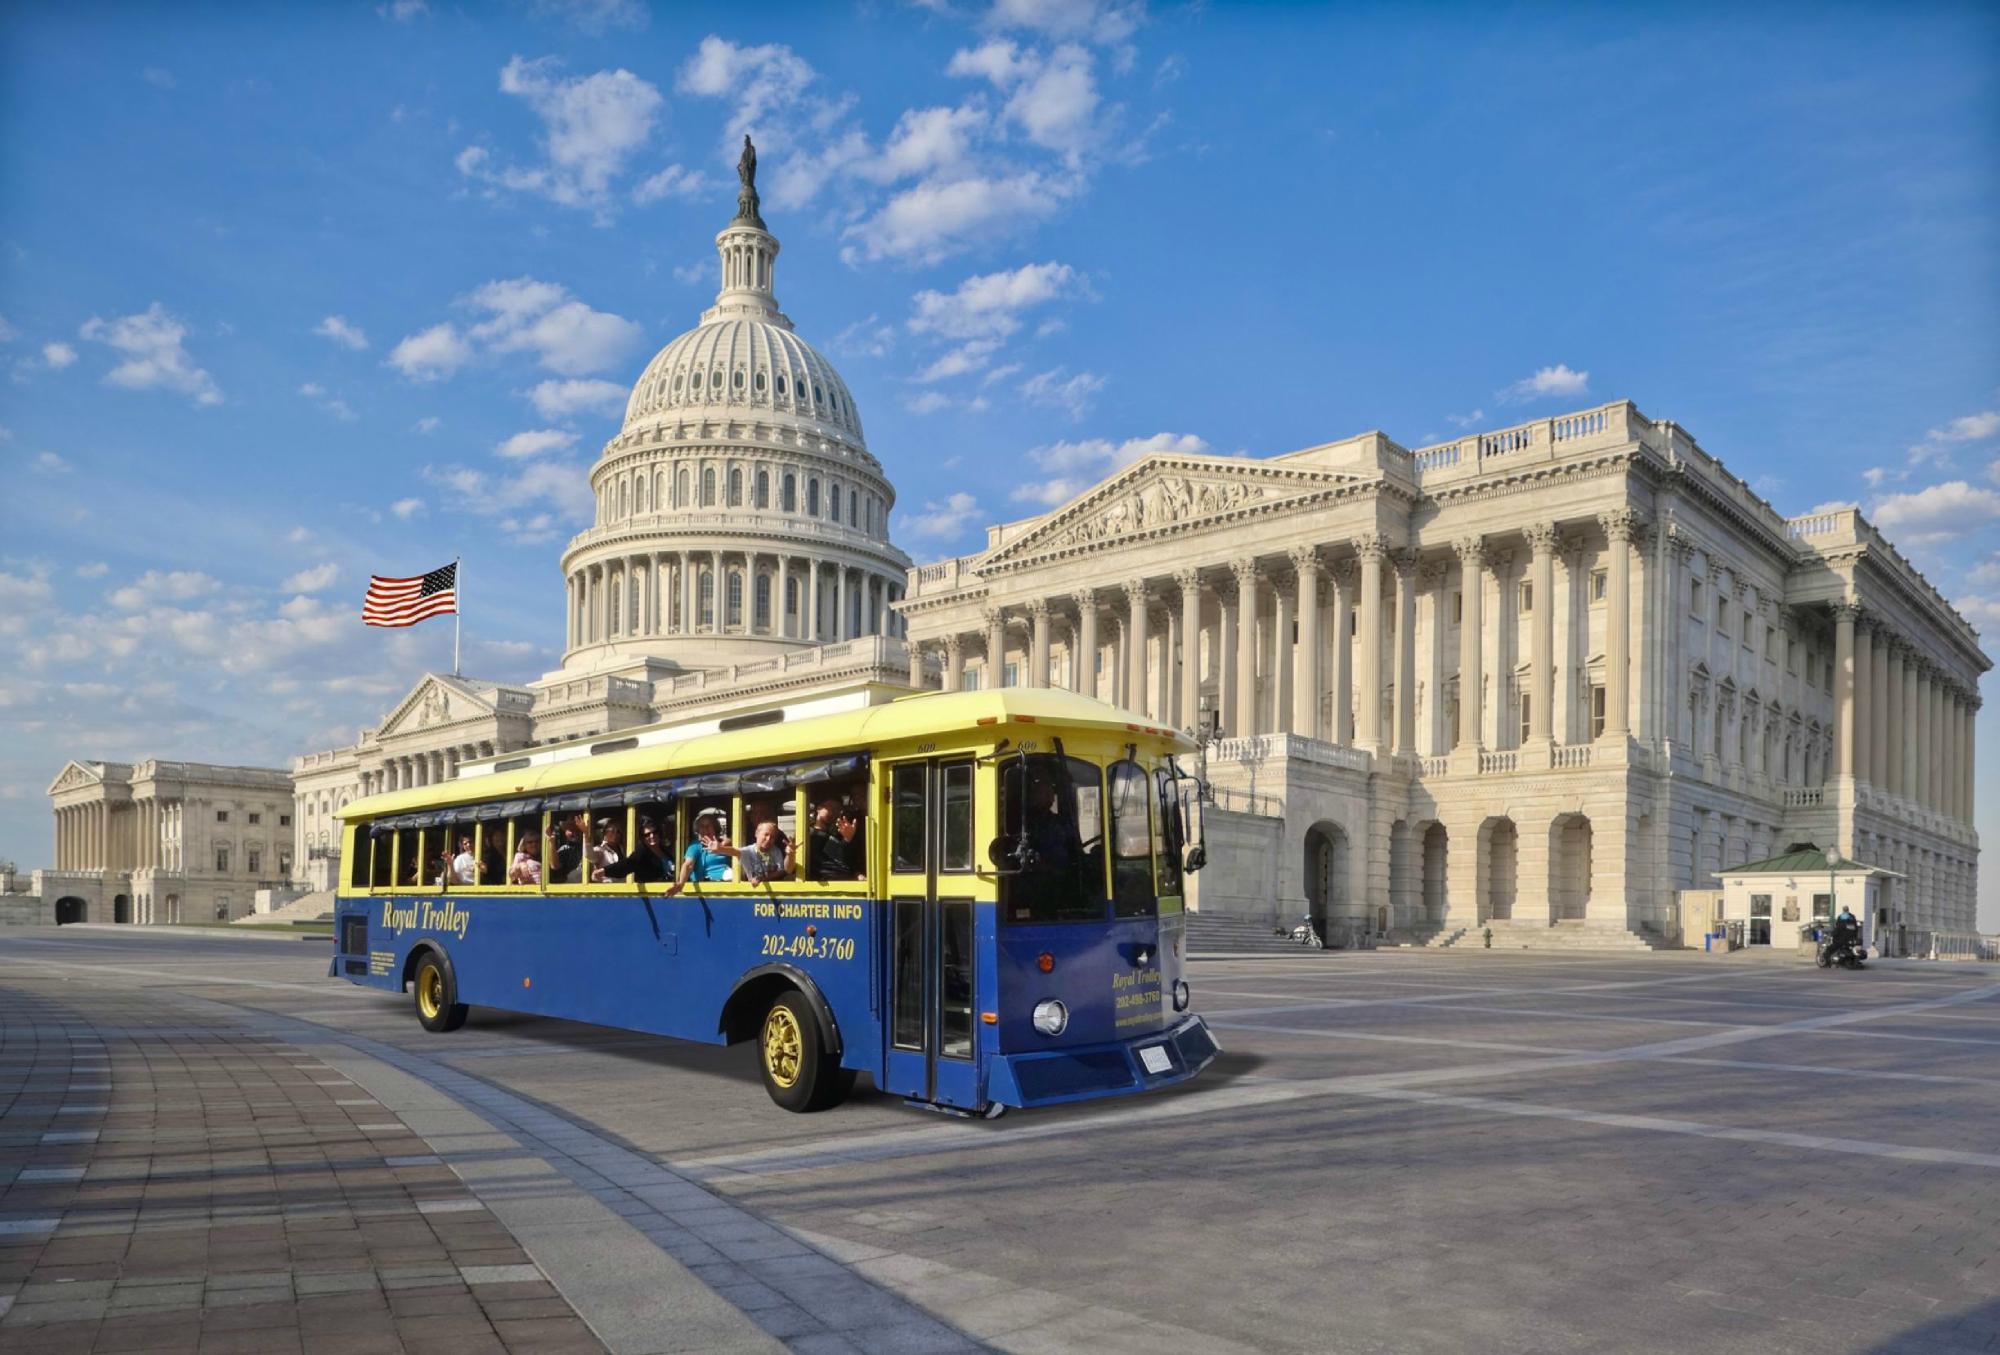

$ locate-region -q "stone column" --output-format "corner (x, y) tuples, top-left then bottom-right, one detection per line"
(1453, 537), (1484, 753)
(1231, 559), (1260, 739)
(1028, 599), (1052, 688)
(1929, 674), (1945, 811)
(1914, 662), (1933, 808)
(807, 560), (821, 640)
(1073, 591), (1099, 700)
(1600, 511), (1638, 740)
(877, 581), (891, 637)
(943, 634), (964, 691)
(1357, 536), (1386, 753)
(1393, 551), (1419, 755)
(1289, 550), (1319, 740)
(1883, 640), (1905, 797)
(1330, 560), (1354, 746)
(1177, 570), (1203, 733)
(1157, 607), (1177, 721)
(1965, 696), (1979, 824)
(985, 608), (1006, 689)
(1833, 603), (1858, 780)
(1217, 579), (1238, 738)
(1124, 581), (1150, 712)
(1526, 524), (1557, 747)
(1852, 615), (1874, 786)
(1901, 652), (1921, 801)
(1271, 575), (1295, 735)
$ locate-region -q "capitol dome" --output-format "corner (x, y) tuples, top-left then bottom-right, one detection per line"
(558, 157), (910, 675)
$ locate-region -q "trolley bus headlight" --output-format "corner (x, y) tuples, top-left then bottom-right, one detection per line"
(1172, 979), (1191, 1012)
(1032, 1000), (1069, 1036)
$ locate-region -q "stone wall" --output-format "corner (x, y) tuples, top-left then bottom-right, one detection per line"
(1187, 806), (1284, 924)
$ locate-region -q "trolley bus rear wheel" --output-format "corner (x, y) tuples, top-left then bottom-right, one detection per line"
(758, 991), (854, 1113)
(412, 950), (469, 1033)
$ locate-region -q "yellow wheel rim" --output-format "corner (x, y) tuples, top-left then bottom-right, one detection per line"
(762, 1006), (803, 1090)
(418, 965), (444, 1020)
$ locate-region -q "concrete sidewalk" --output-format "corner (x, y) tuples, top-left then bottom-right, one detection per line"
(0, 978), (605, 1354)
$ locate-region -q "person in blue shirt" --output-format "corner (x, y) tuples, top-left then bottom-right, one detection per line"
(665, 809), (739, 896)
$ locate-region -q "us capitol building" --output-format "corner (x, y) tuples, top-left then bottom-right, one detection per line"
(22, 160), (1988, 950)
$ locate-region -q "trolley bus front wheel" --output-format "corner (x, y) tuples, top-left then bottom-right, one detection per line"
(411, 948), (469, 1034)
(758, 991), (854, 1113)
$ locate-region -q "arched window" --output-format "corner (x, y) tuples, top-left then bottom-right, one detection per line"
(608, 578), (622, 635)
(755, 470), (770, 509)
(655, 471), (666, 510)
(732, 369), (744, 391)
(785, 576), (798, 617)
(726, 571), (744, 628)
(829, 485), (841, 523)
(728, 468), (743, 506)
(754, 575), (771, 629)
(782, 473), (796, 512)
(807, 478), (820, 516)
(676, 468), (689, 507)
(754, 371), (766, 393)
(702, 468), (717, 506)
(698, 571), (714, 628)
(634, 478), (646, 514)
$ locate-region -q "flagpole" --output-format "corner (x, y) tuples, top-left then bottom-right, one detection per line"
(453, 555), (462, 678)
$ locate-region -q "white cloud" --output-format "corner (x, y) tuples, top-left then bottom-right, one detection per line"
(1862, 466), (1892, 488)
(390, 497), (427, 520)
(142, 67), (176, 90)
(282, 562), (340, 593)
(987, 0), (1142, 47)
(903, 491), (983, 538)
(916, 340), (1000, 383)
(1020, 366), (1105, 418)
(0, 315), (16, 342)
(868, 104), (988, 184)
(529, 0), (648, 34)
(495, 428), (580, 460)
(632, 164), (710, 205)
(845, 170), (1069, 265)
(910, 261), (1077, 340)
(378, 0), (428, 20)
(946, 40), (1036, 86)
(1444, 408), (1484, 430)
(390, 279), (640, 384)
(413, 416), (442, 434)
(386, 322), (473, 382)
(1499, 364), (1590, 403)
(108, 570), (222, 611)
(422, 459), (595, 541)
(949, 40), (1105, 162)
(465, 277), (643, 376)
(1953, 592), (2000, 632)
(298, 381), (356, 421)
(1014, 431), (1209, 503)
(0, 569), (53, 604)
(32, 451), (70, 474)
(677, 35), (817, 142)
(79, 303), (222, 406)
(1871, 480), (2000, 546)
(75, 561), (109, 579)
(41, 341), (77, 370)
(904, 392), (955, 415)
(313, 315), (370, 351)
(832, 314), (896, 359)
(459, 57), (664, 213)
(1906, 409), (2000, 470)
(527, 377), (627, 419)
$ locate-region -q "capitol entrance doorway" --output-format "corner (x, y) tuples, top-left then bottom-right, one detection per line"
(114, 894), (131, 924)
(1303, 823), (1350, 940)
(55, 897), (86, 925)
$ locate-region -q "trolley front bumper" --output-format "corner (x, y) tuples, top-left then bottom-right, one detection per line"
(985, 1015), (1219, 1109)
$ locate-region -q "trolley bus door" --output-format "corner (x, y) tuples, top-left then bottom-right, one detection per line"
(881, 758), (980, 1108)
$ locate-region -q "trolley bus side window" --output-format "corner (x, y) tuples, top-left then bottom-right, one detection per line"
(1153, 767), (1183, 898)
(996, 754), (1107, 924)
(366, 826), (390, 888)
(1109, 760), (1155, 918)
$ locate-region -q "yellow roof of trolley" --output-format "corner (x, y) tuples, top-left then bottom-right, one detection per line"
(338, 688), (1195, 822)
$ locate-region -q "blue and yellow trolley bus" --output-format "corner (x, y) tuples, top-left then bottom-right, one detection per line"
(331, 689), (1218, 1115)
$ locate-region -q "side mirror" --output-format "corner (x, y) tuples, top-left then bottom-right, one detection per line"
(987, 837), (1024, 875)
(1182, 845), (1207, 875)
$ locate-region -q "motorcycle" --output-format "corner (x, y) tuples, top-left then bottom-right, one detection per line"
(1815, 932), (1868, 970)
(1289, 916), (1324, 949)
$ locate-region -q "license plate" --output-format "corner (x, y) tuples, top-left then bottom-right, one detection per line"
(1139, 1045), (1173, 1075)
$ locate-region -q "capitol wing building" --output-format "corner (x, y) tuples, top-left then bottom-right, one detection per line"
(899, 405), (1988, 951)
(21, 171), (1988, 952)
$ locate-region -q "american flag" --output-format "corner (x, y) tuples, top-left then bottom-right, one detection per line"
(362, 562), (458, 628)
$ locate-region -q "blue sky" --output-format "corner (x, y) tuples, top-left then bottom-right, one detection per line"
(1, 1), (1996, 922)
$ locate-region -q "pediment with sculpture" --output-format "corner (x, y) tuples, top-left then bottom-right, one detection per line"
(980, 456), (1369, 572)
(46, 761), (104, 796)
(376, 675), (498, 741)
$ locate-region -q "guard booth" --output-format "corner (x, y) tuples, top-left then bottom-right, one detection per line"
(1714, 843), (1901, 955)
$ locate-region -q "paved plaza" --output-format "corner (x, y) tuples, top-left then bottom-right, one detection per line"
(3, 930), (1999, 1354)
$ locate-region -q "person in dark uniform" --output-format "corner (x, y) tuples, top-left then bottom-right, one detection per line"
(811, 808), (866, 881)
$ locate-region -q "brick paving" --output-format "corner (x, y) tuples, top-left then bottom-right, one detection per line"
(0, 980), (604, 1354)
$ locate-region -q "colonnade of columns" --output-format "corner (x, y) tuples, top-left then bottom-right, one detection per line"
(1834, 607), (1980, 823)
(358, 741), (501, 797)
(910, 515), (1643, 761)
(567, 551), (903, 650)
(53, 797), (183, 873)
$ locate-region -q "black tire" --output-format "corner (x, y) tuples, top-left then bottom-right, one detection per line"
(1814, 947), (1832, 970)
(757, 990), (854, 1112)
(412, 949), (469, 1033)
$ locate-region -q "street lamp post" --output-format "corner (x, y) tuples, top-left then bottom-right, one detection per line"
(1826, 844), (1840, 944)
